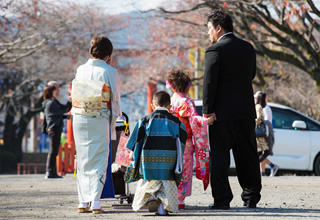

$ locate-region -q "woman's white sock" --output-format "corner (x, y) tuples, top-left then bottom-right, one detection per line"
(78, 202), (88, 208)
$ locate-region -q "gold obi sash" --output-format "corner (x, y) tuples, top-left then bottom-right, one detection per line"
(71, 79), (111, 117)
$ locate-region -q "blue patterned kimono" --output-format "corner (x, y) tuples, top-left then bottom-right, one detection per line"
(126, 108), (187, 181)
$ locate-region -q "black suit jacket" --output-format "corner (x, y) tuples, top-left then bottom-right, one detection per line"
(202, 34), (257, 121)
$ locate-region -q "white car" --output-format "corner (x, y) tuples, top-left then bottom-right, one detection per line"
(194, 100), (320, 176)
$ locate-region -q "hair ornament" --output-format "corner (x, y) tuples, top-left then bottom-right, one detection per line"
(166, 80), (173, 89)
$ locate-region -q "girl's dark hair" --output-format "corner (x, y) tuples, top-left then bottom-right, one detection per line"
(166, 69), (191, 93)
(89, 36), (113, 60)
(256, 92), (266, 108)
(43, 85), (56, 100)
(207, 9), (233, 32)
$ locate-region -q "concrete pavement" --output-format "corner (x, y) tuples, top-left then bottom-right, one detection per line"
(1, 174), (320, 219)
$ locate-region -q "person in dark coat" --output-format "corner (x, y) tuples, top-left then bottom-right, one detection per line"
(202, 9), (261, 210)
(43, 82), (71, 179)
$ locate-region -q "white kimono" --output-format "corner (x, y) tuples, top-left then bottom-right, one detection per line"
(72, 58), (121, 203)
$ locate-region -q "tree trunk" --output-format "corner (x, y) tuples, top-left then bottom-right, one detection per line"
(3, 97), (43, 163)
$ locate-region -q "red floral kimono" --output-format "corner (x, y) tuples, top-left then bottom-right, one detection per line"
(170, 92), (210, 201)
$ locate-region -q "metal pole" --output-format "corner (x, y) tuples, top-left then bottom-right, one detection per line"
(194, 47), (200, 100)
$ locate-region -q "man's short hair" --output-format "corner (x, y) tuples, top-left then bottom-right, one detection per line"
(89, 36), (113, 60)
(207, 9), (233, 32)
(153, 91), (171, 107)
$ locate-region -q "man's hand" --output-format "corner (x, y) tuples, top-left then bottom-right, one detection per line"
(204, 113), (216, 125)
(207, 115), (216, 125)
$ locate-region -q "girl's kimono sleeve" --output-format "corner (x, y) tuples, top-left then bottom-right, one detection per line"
(181, 99), (210, 191)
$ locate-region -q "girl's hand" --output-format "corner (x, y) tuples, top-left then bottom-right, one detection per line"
(129, 150), (134, 161)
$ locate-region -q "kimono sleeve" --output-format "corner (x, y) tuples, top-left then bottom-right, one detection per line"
(125, 120), (145, 151)
(175, 100), (191, 118)
(125, 120), (145, 164)
(187, 99), (210, 190)
(187, 99), (208, 129)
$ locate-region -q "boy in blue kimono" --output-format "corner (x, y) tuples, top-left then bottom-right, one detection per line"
(126, 91), (187, 215)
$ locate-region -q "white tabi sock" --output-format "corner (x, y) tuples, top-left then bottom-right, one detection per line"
(78, 202), (89, 208)
(90, 200), (101, 210)
(157, 203), (168, 215)
(178, 200), (185, 205)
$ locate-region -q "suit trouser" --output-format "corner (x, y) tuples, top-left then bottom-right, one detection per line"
(46, 127), (62, 175)
(209, 119), (261, 206)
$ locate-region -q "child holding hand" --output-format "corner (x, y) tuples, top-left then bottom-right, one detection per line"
(166, 69), (214, 209)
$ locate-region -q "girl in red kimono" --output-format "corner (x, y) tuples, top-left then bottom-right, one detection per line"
(166, 69), (214, 209)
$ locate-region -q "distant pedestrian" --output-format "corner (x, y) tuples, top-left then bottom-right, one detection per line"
(43, 82), (71, 179)
(126, 91), (187, 215)
(202, 9), (261, 209)
(254, 91), (278, 177)
(255, 93), (269, 162)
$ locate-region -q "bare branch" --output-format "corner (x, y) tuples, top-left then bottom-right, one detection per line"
(158, 2), (208, 14)
(307, 0), (320, 17)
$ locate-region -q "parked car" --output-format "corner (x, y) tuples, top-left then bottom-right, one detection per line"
(194, 100), (320, 176)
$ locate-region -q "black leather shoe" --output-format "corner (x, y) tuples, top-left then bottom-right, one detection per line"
(45, 174), (63, 179)
(243, 202), (256, 208)
(209, 203), (230, 210)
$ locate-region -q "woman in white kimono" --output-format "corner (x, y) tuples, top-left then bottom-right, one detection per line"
(71, 36), (121, 214)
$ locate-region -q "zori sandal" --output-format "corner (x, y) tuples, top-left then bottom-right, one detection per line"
(92, 208), (104, 214)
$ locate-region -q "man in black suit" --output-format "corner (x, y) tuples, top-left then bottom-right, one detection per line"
(202, 9), (261, 210)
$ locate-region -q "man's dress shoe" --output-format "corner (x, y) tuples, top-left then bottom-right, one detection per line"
(45, 174), (63, 179)
(209, 203), (230, 210)
(243, 202), (257, 208)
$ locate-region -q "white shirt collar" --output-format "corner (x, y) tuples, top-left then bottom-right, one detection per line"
(155, 107), (169, 112)
(218, 32), (233, 42)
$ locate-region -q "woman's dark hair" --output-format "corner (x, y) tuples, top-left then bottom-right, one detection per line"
(89, 36), (113, 60)
(43, 85), (56, 100)
(207, 9), (233, 32)
(166, 69), (191, 93)
(256, 92), (266, 108)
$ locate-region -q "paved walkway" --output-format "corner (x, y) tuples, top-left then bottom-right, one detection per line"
(1, 174), (320, 219)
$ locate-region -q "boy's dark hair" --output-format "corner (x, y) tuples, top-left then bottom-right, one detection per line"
(207, 9), (233, 33)
(43, 85), (56, 100)
(89, 36), (113, 60)
(153, 91), (171, 107)
(166, 69), (191, 93)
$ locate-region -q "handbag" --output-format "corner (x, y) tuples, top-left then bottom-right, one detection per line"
(175, 137), (183, 186)
(115, 131), (131, 167)
(257, 141), (269, 152)
(255, 119), (269, 138)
